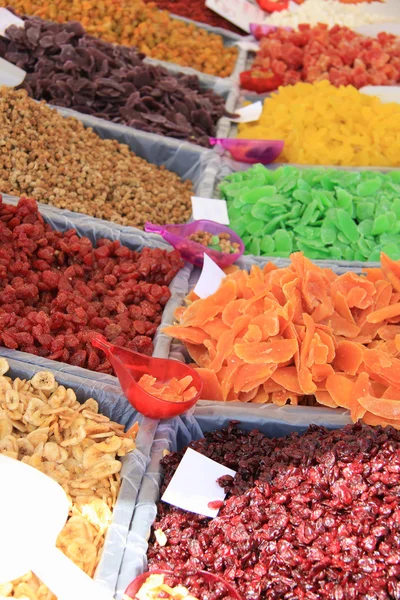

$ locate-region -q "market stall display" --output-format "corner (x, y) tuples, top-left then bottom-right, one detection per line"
(0, 357), (137, 600)
(219, 165), (400, 261)
(0, 0), (238, 77)
(0, 17), (233, 148)
(141, 419), (400, 600)
(242, 24), (400, 89)
(0, 87), (194, 226)
(165, 252), (400, 428)
(0, 196), (183, 372)
(237, 81), (400, 167)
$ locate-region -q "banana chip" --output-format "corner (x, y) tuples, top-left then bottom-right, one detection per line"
(0, 359), (138, 599)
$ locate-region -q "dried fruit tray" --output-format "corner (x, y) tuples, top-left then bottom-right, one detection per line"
(0, 194), (193, 382)
(52, 104), (220, 182)
(2, 354), (157, 598)
(116, 409), (350, 598)
(169, 13), (243, 41)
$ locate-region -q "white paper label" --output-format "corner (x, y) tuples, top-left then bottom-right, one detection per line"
(0, 8), (24, 38)
(205, 0), (265, 33)
(161, 448), (236, 518)
(360, 85), (400, 105)
(194, 253), (226, 299)
(230, 101), (263, 123)
(191, 196), (230, 225)
(0, 57), (26, 87)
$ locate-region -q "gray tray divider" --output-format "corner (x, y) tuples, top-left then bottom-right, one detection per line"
(118, 408), (351, 596)
(1, 355), (160, 597)
(0, 194), (193, 378)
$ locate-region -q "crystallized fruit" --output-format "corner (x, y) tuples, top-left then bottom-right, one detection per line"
(0, 86), (193, 227)
(0, 197), (184, 373)
(248, 24), (400, 89)
(219, 165), (400, 261)
(188, 231), (240, 255)
(237, 81), (400, 167)
(0, 17), (232, 147)
(148, 422), (400, 599)
(0, 0), (238, 77)
(0, 358), (137, 600)
(165, 252), (400, 428)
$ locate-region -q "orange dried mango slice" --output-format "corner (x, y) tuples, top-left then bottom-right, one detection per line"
(137, 374), (195, 403)
(358, 395), (400, 421)
(221, 299), (247, 326)
(197, 368), (224, 401)
(381, 253), (400, 293)
(326, 374), (355, 410)
(234, 363), (276, 394)
(181, 279), (237, 327)
(332, 340), (364, 375)
(314, 390), (337, 408)
(367, 302), (400, 324)
(271, 366), (302, 394)
(163, 325), (208, 345)
(234, 339), (298, 365)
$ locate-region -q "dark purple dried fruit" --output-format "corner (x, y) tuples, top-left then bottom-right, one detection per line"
(0, 15), (233, 148)
(148, 422), (400, 599)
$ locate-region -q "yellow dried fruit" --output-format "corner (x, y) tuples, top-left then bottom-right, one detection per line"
(238, 81), (400, 167)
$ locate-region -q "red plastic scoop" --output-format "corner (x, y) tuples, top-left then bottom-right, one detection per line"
(91, 335), (203, 419)
(125, 570), (242, 600)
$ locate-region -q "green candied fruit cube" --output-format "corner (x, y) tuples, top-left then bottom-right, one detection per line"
(228, 207), (242, 222)
(357, 178), (383, 197)
(389, 171), (400, 184)
(299, 199), (318, 226)
(242, 235), (252, 247)
(320, 175), (336, 191)
(209, 244), (221, 251)
(231, 216), (249, 237)
(381, 244), (400, 260)
(355, 201), (375, 221)
(211, 235), (220, 245)
(337, 232), (349, 244)
(357, 237), (372, 259)
(260, 235), (275, 255)
(371, 214), (391, 236)
(246, 220), (265, 236)
(274, 229), (293, 254)
(296, 237), (325, 249)
(250, 202), (271, 221)
(312, 189), (334, 210)
(368, 249), (382, 262)
(336, 208), (359, 242)
(320, 219), (337, 245)
(293, 190), (311, 204)
(239, 186), (277, 204)
(380, 233), (400, 246)
(391, 198), (400, 219)
(248, 237), (261, 256)
(293, 225), (320, 240)
(263, 215), (284, 234)
(241, 204), (253, 215)
(288, 203), (302, 219)
(335, 188), (353, 211)
(358, 219), (374, 237)
(353, 250), (365, 261)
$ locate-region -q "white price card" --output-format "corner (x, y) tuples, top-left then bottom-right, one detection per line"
(194, 253), (226, 299)
(0, 8), (24, 38)
(230, 101), (263, 123)
(205, 0), (266, 33)
(191, 196), (230, 225)
(0, 57), (26, 87)
(161, 448), (236, 518)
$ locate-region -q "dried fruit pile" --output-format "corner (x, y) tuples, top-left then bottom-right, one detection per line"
(0, 0), (238, 77)
(148, 422), (400, 599)
(263, 0), (398, 28)
(238, 81), (400, 167)
(0, 17), (230, 147)
(0, 87), (193, 227)
(141, 0), (243, 34)
(132, 572), (234, 600)
(0, 197), (183, 373)
(219, 165), (400, 261)
(166, 252), (400, 427)
(138, 374), (197, 402)
(246, 25), (400, 89)
(0, 358), (137, 599)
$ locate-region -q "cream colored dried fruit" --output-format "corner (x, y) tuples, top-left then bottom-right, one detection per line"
(0, 359), (138, 599)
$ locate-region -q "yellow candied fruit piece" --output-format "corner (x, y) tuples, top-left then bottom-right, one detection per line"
(0, 0), (238, 77)
(237, 81), (400, 168)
